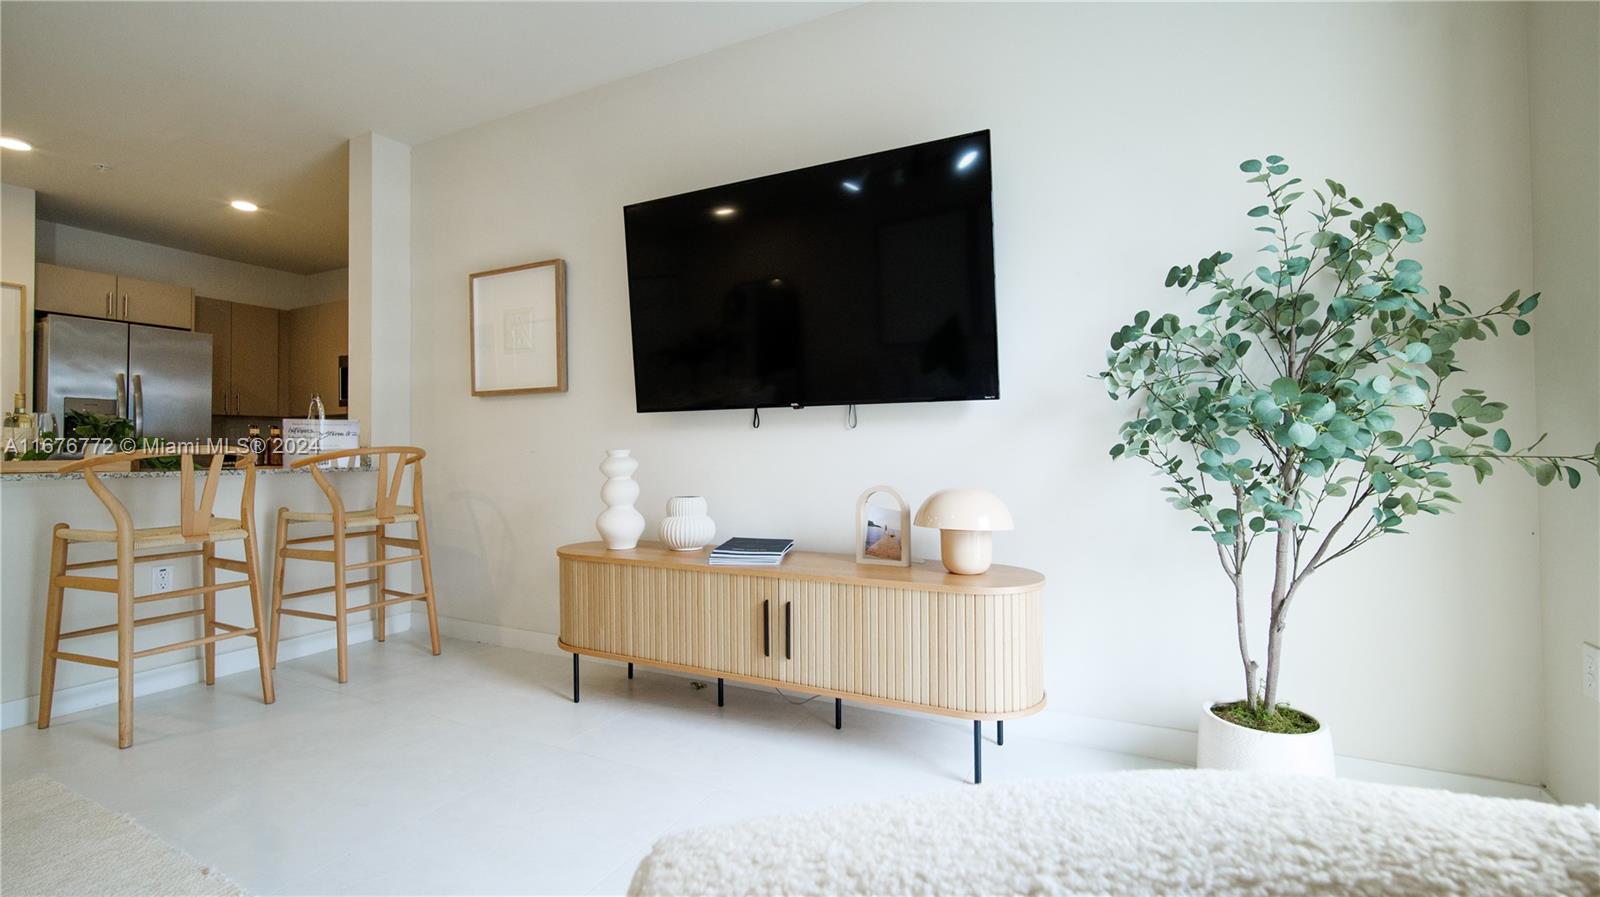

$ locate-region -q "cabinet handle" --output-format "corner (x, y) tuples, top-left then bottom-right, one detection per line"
(762, 599), (770, 658)
(105, 292), (112, 317)
(120, 294), (127, 319)
(784, 600), (791, 660)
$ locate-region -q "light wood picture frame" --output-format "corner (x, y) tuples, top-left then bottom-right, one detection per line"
(855, 485), (912, 567)
(469, 258), (567, 396)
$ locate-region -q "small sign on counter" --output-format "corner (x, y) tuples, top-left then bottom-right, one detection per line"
(280, 418), (361, 468)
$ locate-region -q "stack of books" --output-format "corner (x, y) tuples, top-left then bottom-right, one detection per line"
(709, 537), (796, 566)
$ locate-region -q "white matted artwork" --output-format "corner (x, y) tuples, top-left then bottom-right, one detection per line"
(469, 259), (567, 396)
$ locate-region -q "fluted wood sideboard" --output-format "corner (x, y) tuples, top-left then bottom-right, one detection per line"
(556, 541), (1045, 782)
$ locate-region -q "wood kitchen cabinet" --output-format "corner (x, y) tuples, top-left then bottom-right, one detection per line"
(35, 263), (117, 319)
(118, 275), (193, 329)
(230, 303), (280, 416)
(193, 297), (233, 414)
(193, 296), (279, 416)
(283, 300), (348, 415)
(35, 263), (193, 329)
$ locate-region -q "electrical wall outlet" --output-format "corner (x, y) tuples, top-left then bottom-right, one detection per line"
(1583, 642), (1599, 704)
(151, 565), (175, 593)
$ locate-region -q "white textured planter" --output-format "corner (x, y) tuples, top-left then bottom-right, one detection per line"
(1195, 702), (1335, 776)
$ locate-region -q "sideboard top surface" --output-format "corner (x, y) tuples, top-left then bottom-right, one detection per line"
(557, 541), (1045, 594)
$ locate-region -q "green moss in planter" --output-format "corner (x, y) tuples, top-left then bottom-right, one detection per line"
(1211, 700), (1320, 735)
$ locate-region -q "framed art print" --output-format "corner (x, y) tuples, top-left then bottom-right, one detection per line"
(469, 258), (567, 396)
(855, 485), (912, 567)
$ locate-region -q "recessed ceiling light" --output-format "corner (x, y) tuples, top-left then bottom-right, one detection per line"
(0, 136), (33, 152)
(955, 149), (980, 171)
(229, 199), (259, 212)
(712, 206), (736, 217)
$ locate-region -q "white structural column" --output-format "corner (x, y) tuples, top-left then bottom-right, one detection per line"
(348, 132), (412, 447)
(347, 132), (415, 630)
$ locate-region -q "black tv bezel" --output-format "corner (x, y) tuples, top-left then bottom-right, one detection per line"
(622, 129), (998, 414)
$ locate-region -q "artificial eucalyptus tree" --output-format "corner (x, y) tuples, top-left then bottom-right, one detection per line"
(1100, 156), (1598, 728)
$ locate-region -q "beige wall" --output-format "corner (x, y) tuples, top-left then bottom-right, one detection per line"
(2, 183), (37, 402)
(36, 221), (341, 310)
(304, 267), (348, 306)
(409, 3), (1556, 785)
(1529, 2), (1600, 806)
(1, 183), (35, 299)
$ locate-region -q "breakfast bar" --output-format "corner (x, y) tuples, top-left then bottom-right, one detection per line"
(0, 463), (383, 726)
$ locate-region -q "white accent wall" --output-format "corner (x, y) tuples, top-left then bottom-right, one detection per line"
(1529, 2), (1600, 806)
(404, 2), (1591, 789)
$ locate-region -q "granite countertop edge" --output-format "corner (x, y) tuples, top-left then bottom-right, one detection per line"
(2, 462), (374, 482)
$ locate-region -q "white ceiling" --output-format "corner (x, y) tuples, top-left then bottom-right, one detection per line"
(0, 2), (851, 274)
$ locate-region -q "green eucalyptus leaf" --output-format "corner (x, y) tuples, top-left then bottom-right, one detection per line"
(1287, 421), (1317, 448)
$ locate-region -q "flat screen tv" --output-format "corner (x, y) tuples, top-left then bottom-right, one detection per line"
(623, 130), (997, 413)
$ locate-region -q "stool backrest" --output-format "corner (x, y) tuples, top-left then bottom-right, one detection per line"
(61, 447), (258, 542)
(290, 446), (428, 525)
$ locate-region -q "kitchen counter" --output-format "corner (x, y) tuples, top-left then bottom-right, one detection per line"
(1, 458), (400, 718)
(0, 461), (371, 482)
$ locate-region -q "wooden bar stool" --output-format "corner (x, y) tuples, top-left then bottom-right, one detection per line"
(37, 448), (276, 749)
(269, 446), (439, 682)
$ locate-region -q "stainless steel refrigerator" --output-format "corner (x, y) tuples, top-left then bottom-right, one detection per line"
(35, 314), (212, 447)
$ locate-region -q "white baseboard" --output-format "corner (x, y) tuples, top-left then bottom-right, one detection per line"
(434, 613), (1553, 802)
(0, 613), (412, 731)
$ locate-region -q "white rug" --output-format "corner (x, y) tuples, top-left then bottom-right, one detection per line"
(1, 776), (245, 897)
(630, 769), (1600, 896)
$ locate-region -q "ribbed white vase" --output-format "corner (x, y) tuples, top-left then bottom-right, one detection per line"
(596, 449), (645, 550)
(660, 495), (715, 551)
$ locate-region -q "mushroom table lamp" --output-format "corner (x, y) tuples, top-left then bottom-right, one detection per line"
(914, 489), (1014, 575)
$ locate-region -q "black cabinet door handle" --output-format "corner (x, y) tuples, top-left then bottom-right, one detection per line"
(784, 601), (792, 660)
(762, 599), (770, 657)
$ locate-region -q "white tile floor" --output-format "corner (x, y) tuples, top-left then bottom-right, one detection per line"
(2, 633), (1173, 896)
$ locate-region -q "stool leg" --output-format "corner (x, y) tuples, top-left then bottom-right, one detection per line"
(116, 537), (135, 749)
(373, 523), (387, 643)
(37, 527), (69, 729)
(333, 525), (349, 683)
(201, 541), (217, 685)
(240, 525), (275, 705)
(416, 515), (441, 657)
(268, 509), (287, 669)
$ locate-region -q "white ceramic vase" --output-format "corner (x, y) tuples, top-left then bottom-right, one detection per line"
(660, 495), (716, 551)
(1195, 702), (1335, 776)
(596, 449), (646, 550)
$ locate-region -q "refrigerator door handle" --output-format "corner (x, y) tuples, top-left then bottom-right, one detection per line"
(115, 372), (127, 418)
(132, 374), (144, 439)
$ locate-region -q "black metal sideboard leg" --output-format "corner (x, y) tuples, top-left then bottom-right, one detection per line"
(973, 720), (982, 784)
(572, 653), (580, 703)
(717, 678), (724, 707)
(834, 698), (842, 730)
(997, 720), (1004, 746)
(627, 662), (633, 680)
